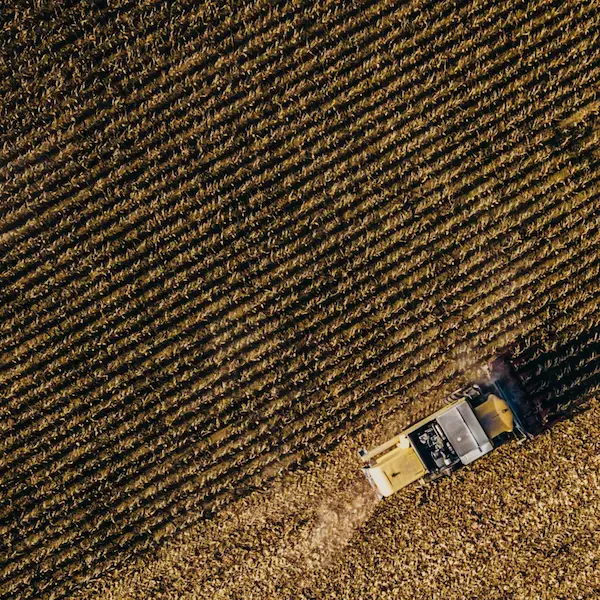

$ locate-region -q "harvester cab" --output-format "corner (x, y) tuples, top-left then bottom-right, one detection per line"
(359, 355), (542, 498)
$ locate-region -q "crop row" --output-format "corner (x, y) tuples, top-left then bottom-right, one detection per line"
(0, 0), (307, 157)
(3, 111), (596, 548)
(0, 0), (517, 285)
(2, 1), (599, 597)
(2, 70), (596, 488)
(0, 0), (403, 182)
(0, 0), (580, 292)
(2, 117), (596, 556)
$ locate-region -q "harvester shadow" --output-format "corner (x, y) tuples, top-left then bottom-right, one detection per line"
(512, 323), (600, 431)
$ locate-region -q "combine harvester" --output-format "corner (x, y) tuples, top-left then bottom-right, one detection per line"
(359, 355), (543, 498)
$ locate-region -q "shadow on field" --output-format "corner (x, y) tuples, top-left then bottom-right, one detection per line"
(513, 323), (600, 431)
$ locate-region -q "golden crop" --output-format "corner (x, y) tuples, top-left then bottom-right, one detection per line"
(1, 0), (599, 598)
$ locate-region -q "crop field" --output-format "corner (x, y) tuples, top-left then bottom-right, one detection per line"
(1, 0), (600, 598)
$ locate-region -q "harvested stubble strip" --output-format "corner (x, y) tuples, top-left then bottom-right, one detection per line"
(0, 0), (516, 280)
(308, 396), (600, 600)
(2, 212), (596, 592)
(1, 18), (596, 404)
(211, 393), (600, 600)
(22, 378), (600, 600)
(31, 394), (600, 598)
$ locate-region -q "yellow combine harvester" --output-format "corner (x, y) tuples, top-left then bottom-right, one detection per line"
(359, 355), (543, 498)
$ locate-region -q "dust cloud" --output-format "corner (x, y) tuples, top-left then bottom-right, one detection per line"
(305, 477), (380, 571)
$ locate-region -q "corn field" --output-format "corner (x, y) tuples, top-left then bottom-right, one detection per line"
(1, 0), (600, 598)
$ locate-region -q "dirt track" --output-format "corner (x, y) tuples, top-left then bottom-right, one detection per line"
(1, 0), (600, 598)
